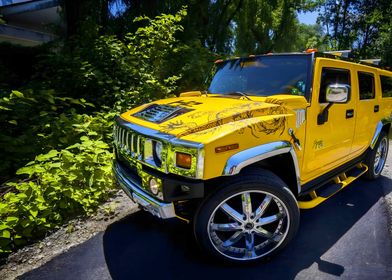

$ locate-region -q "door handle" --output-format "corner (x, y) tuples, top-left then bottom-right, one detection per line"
(374, 105), (379, 112)
(346, 109), (354, 119)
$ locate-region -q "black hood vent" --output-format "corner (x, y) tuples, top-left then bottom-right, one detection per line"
(133, 104), (193, 124)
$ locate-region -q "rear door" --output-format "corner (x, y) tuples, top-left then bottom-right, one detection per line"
(351, 67), (379, 155)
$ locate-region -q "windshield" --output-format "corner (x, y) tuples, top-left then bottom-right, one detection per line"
(208, 55), (310, 97)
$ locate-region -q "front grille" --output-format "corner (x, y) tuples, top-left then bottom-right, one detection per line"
(113, 124), (143, 159)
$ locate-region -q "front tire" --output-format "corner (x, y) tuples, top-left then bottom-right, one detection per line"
(193, 169), (299, 263)
(364, 131), (389, 180)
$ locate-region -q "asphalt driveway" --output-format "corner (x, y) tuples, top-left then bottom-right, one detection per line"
(18, 170), (392, 280)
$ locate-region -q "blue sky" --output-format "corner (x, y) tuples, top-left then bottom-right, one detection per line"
(298, 11), (318, 25)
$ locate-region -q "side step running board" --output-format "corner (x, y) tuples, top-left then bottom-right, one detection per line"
(298, 163), (368, 209)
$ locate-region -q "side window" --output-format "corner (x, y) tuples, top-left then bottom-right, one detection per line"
(358, 72), (375, 100)
(381, 75), (392, 97)
(319, 68), (351, 103)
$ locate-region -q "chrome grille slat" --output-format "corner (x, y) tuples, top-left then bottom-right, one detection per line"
(114, 123), (166, 171)
(114, 124), (143, 158)
(125, 131), (129, 150)
(130, 133), (134, 154)
(122, 129), (126, 149)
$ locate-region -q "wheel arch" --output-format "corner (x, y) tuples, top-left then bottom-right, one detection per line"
(371, 120), (391, 149)
(222, 141), (300, 197)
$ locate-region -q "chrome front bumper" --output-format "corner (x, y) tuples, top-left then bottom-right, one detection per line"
(112, 160), (176, 219)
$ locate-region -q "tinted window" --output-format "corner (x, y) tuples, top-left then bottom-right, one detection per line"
(208, 55), (310, 97)
(319, 68), (351, 103)
(381, 75), (392, 97)
(358, 72), (375, 100)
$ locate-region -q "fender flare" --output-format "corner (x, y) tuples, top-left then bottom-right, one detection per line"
(371, 119), (391, 149)
(222, 141), (301, 194)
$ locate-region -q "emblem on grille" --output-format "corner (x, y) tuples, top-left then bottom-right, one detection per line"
(133, 104), (193, 124)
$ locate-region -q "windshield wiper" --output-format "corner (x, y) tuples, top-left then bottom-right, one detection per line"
(225, 91), (252, 101)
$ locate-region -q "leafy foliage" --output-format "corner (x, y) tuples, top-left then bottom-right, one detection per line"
(0, 137), (114, 253)
(0, 89), (113, 182)
(318, 0), (392, 62)
(34, 8), (192, 112)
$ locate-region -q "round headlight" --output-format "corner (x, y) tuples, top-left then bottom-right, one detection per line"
(153, 141), (163, 165)
(149, 178), (159, 195)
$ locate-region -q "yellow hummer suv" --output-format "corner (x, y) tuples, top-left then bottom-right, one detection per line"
(113, 51), (392, 262)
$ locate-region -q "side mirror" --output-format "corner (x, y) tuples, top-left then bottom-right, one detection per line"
(318, 83), (350, 125)
(326, 84), (350, 103)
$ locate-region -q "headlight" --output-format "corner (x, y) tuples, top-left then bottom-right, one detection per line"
(153, 141), (163, 166)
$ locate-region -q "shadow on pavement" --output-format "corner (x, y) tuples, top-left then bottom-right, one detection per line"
(102, 176), (392, 280)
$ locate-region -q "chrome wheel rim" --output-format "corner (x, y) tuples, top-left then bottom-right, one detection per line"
(374, 137), (388, 175)
(207, 190), (290, 261)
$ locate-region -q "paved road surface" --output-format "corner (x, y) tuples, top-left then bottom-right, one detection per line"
(20, 174), (392, 280)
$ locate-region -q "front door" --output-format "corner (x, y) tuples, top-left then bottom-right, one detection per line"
(302, 59), (356, 183)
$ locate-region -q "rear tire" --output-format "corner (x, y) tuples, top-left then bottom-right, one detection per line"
(193, 168), (299, 263)
(364, 131), (389, 180)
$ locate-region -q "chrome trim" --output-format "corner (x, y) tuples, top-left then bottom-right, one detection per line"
(295, 109), (306, 128)
(370, 121), (383, 149)
(113, 160), (176, 219)
(222, 141), (301, 194)
(115, 116), (204, 178)
(116, 116), (202, 148)
(289, 148), (301, 192)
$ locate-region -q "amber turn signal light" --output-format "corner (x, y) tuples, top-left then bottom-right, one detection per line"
(306, 48), (318, 53)
(176, 152), (192, 169)
(215, 143), (239, 153)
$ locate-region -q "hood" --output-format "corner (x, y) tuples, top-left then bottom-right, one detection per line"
(121, 94), (306, 137)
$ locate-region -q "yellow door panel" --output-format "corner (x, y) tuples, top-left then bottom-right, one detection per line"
(302, 58), (356, 183)
(351, 68), (379, 155)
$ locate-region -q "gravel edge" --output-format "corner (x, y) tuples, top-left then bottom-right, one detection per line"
(0, 190), (138, 280)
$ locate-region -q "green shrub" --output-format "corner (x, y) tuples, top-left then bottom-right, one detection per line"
(0, 89), (116, 181)
(35, 9), (188, 112)
(0, 136), (114, 253)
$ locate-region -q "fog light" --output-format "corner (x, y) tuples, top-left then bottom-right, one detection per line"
(149, 178), (159, 195)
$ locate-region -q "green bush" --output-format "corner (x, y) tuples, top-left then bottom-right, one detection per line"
(0, 89), (114, 182)
(0, 90), (85, 181)
(35, 9), (189, 112)
(0, 136), (114, 253)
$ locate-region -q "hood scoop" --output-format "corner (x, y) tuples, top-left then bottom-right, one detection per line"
(133, 104), (193, 124)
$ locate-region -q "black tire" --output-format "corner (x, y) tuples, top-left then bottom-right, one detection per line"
(364, 131), (389, 180)
(193, 168), (299, 263)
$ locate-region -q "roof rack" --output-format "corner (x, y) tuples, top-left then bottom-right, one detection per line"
(360, 59), (381, 66)
(314, 51), (388, 70)
(323, 50), (351, 58)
